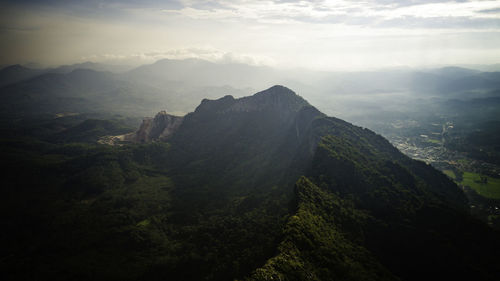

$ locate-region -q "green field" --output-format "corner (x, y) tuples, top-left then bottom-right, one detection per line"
(426, 138), (441, 144)
(460, 172), (500, 199)
(443, 169), (456, 180)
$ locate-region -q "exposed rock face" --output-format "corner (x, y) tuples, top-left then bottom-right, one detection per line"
(195, 85), (310, 120)
(109, 86), (311, 145)
(125, 111), (183, 143)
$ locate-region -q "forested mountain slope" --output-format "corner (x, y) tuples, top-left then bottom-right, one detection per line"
(2, 86), (499, 281)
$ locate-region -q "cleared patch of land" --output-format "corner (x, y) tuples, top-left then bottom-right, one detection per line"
(443, 169), (456, 180)
(425, 138), (441, 144)
(460, 172), (500, 199)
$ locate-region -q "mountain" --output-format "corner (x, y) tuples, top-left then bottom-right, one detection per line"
(124, 58), (280, 89)
(165, 86), (322, 194)
(122, 85), (499, 280)
(315, 68), (500, 97)
(0, 68), (169, 118)
(49, 61), (134, 74)
(0, 62), (259, 120)
(429, 66), (481, 78)
(2, 83), (500, 281)
(0, 64), (45, 87)
(443, 71), (500, 93)
(0, 62), (131, 88)
(125, 110), (184, 143)
(5, 58), (498, 126)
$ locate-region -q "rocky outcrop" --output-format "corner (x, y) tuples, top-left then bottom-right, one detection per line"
(194, 85), (309, 117)
(125, 111), (183, 143)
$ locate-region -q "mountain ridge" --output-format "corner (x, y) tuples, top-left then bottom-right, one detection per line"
(122, 85), (499, 280)
(2, 81), (500, 280)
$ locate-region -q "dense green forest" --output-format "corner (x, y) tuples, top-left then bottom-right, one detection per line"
(445, 120), (500, 165)
(2, 86), (500, 281)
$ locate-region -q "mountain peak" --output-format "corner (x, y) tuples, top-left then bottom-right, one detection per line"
(192, 85), (311, 119)
(0, 64), (43, 87)
(2, 64), (29, 72)
(251, 85), (301, 102)
(256, 85), (295, 96)
(234, 85), (309, 114)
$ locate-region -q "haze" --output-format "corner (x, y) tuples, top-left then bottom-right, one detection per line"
(1, 0), (500, 70)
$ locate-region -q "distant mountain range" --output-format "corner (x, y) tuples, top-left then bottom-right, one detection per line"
(0, 64), (45, 87)
(0, 62), (132, 87)
(1, 59), (500, 122)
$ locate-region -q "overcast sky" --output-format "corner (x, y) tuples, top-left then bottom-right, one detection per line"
(1, 0), (499, 70)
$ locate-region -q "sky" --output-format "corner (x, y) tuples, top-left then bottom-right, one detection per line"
(1, 0), (500, 70)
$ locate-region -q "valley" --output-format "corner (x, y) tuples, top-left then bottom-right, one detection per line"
(363, 116), (500, 229)
(1, 60), (500, 281)
(3, 0), (500, 279)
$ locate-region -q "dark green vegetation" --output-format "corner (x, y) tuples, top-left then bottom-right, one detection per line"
(445, 120), (500, 166)
(350, 81), (500, 230)
(444, 169), (500, 228)
(459, 172), (500, 199)
(2, 85), (500, 281)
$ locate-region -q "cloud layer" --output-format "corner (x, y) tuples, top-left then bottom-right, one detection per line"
(1, 0), (499, 69)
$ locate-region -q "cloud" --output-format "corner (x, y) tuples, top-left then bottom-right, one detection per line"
(376, 16), (500, 29)
(478, 7), (500, 14)
(81, 48), (275, 66)
(1, 0), (499, 69)
(155, 0), (500, 29)
(364, 0), (468, 8)
(5, 0), (500, 29)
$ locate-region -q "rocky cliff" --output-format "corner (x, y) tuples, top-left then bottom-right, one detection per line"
(125, 111), (183, 143)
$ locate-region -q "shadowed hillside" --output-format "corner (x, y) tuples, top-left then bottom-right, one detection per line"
(1, 86), (499, 281)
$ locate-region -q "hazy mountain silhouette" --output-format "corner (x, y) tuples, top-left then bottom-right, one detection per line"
(125, 58), (280, 89)
(0, 68), (170, 117)
(2, 58), (499, 122)
(0, 64), (45, 87)
(48, 61), (133, 74)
